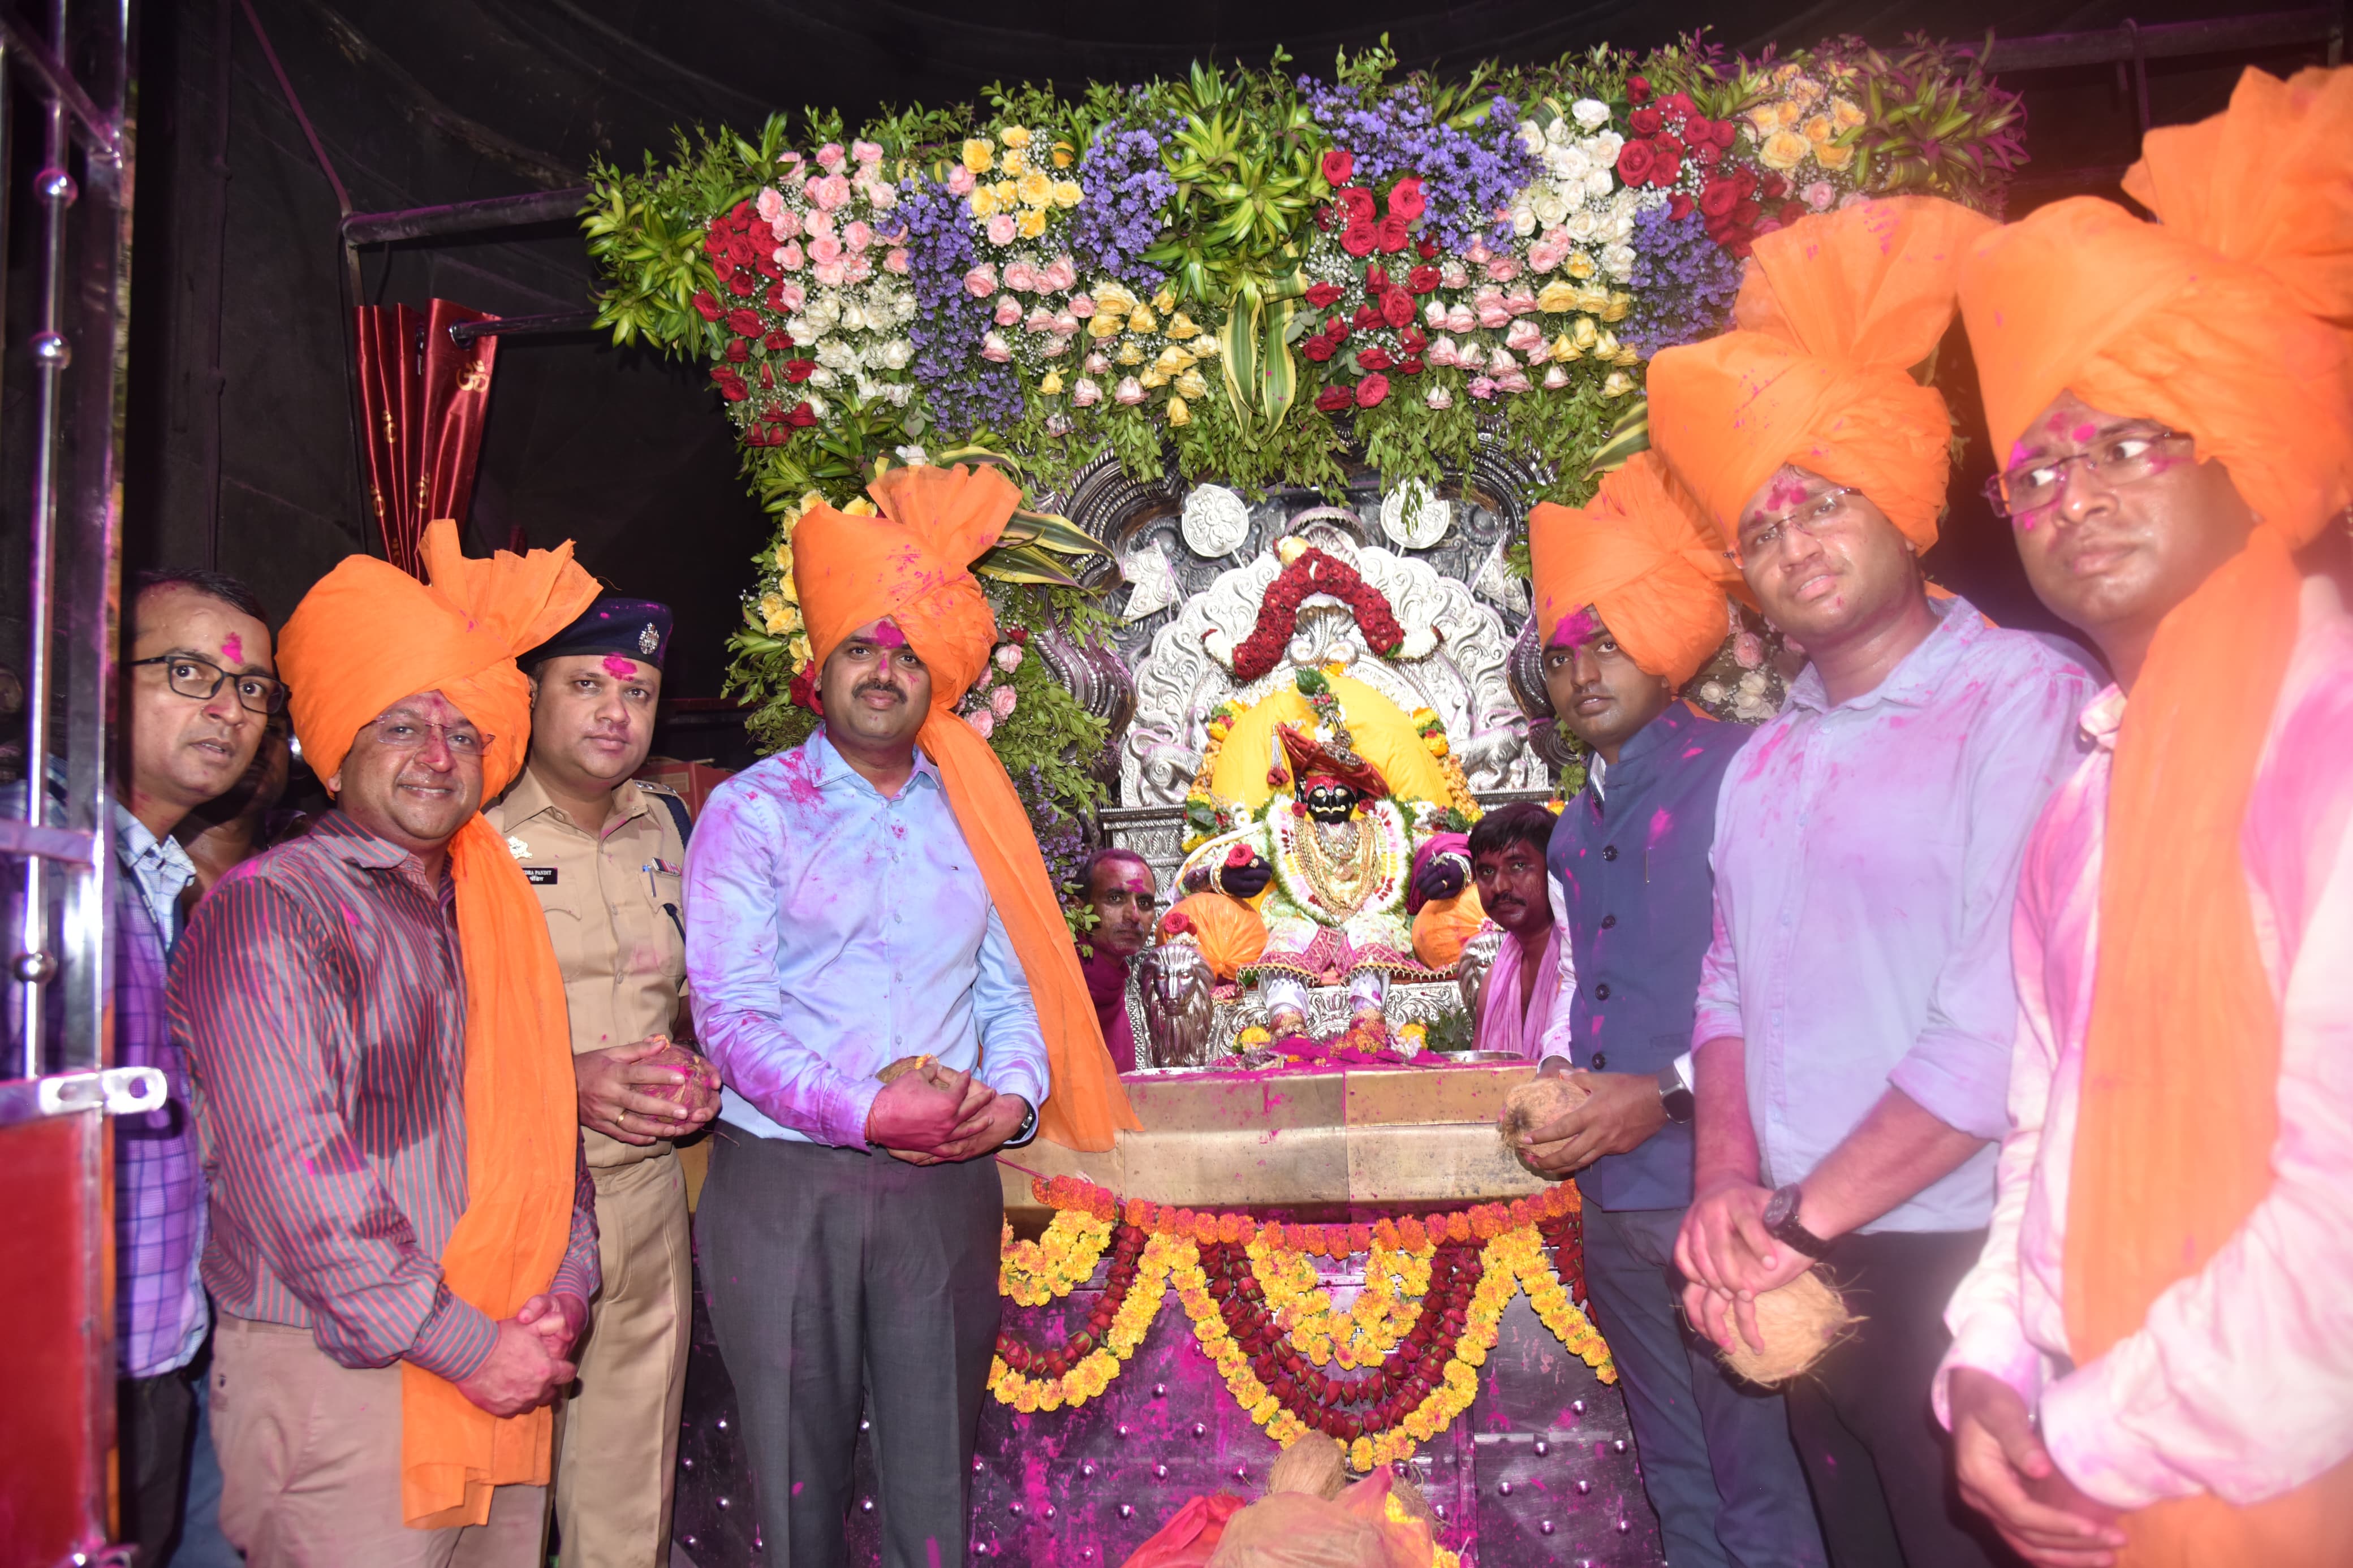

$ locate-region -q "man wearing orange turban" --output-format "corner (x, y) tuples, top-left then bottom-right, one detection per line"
(174, 520), (604, 1560)
(1520, 454), (1827, 1568)
(1649, 199), (2102, 1568)
(684, 463), (1136, 1568)
(1938, 66), (2353, 1568)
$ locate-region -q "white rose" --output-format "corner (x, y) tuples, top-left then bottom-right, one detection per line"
(807, 366), (837, 388)
(785, 314), (820, 343)
(876, 339), (913, 370)
(1565, 210), (1602, 244)
(816, 338), (859, 371)
(1601, 243), (1636, 280)
(1517, 120), (1546, 156)
(1589, 131), (1624, 162)
(884, 382), (912, 407)
(1572, 98), (1611, 131)
(1512, 205), (1538, 237)
(1546, 115), (1573, 146)
(1546, 146), (1583, 182)
(1608, 209), (1637, 243)
(1584, 169), (1616, 201)
(1532, 190), (1570, 229)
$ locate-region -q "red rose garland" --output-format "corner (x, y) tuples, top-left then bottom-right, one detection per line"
(1230, 547), (1407, 682)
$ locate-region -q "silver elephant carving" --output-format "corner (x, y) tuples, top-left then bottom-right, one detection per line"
(1455, 926), (1504, 1035)
(1139, 941), (1219, 1069)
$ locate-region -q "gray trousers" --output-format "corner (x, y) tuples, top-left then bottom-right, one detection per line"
(700, 1126), (1003, 1568)
(1581, 1202), (1829, 1568)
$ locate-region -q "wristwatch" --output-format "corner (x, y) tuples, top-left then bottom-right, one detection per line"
(1761, 1183), (1834, 1260)
(1003, 1096), (1040, 1150)
(1656, 1063), (1694, 1124)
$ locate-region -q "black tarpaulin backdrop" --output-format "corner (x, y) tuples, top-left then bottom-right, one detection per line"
(114, 0), (2336, 703)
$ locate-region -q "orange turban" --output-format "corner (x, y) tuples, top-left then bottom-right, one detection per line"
(1157, 892), (1270, 982)
(1960, 66), (2353, 1562)
(1528, 452), (1743, 687)
(793, 464), (1139, 1152)
(1648, 196), (1994, 548)
(278, 520), (598, 1528)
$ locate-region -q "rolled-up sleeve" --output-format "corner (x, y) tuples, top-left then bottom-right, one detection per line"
(684, 781), (881, 1148)
(179, 880), (489, 1372)
(973, 906), (1049, 1112)
(1891, 671), (2096, 1141)
(1690, 889), (1744, 1048)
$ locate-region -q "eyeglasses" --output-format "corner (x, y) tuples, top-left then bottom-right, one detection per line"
(363, 715), (493, 758)
(1727, 487), (1859, 565)
(1984, 426), (2195, 519)
(131, 654), (287, 715)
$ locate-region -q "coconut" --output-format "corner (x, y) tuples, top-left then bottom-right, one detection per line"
(1719, 1270), (1859, 1386)
(1496, 1075), (1592, 1164)
(876, 1053), (942, 1086)
(1265, 1433), (1347, 1500)
(637, 1037), (705, 1105)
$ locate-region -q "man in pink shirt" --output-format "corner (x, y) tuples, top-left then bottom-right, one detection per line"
(1939, 66), (2353, 1567)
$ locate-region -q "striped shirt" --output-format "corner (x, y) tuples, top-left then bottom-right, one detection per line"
(171, 810), (598, 1381)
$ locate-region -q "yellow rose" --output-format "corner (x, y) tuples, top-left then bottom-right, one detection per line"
(775, 601), (804, 634)
(788, 633), (812, 667)
(968, 186), (997, 219)
(1759, 129), (1811, 171)
(1115, 341), (1144, 365)
(1570, 316), (1600, 351)
(962, 139), (994, 174)
(1138, 365), (1169, 390)
(993, 179), (1019, 209)
(1816, 141), (1856, 172)
(1153, 345), (1195, 375)
(1000, 125), (1032, 149)
(773, 541), (794, 574)
(1089, 313), (1123, 340)
(1017, 208), (1048, 240)
(1602, 369), (1635, 397)
(1039, 370), (1065, 395)
(1801, 113), (1837, 146)
(797, 489), (826, 515)
(1593, 329), (1621, 359)
(1175, 368), (1208, 401)
(843, 496), (878, 516)
(1053, 179), (1084, 209)
(1550, 331), (1583, 363)
(1052, 142), (1075, 168)
(1773, 99), (1805, 128)
(1602, 291), (1632, 323)
(1565, 252), (1597, 280)
(759, 592), (787, 633)
(1152, 288), (1176, 313)
(1746, 107), (1780, 140)
(1535, 279), (1580, 314)
(1613, 344), (1641, 367)
(1164, 310), (1200, 340)
(1187, 335), (1218, 357)
(1831, 96), (1867, 130)
(1127, 305), (1158, 334)
(1093, 283), (1136, 316)
(1018, 169), (1054, 208)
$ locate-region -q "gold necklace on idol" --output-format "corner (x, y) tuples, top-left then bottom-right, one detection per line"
(1294, 809), (1378, 917)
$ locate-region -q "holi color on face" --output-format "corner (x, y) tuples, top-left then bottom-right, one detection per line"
(865, 618), (908, 647)
(1549, 605), (1602, 649)
(221, 633), (244, 664)
(601, 654), (642, 679)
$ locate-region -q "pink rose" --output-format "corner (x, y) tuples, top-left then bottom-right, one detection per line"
(1504, 319), (1545, 353)
(772, 208), (804, 241)
(1803, 181), (1836, 212)
(812, 174), (852, 210)
(1024, 306), (1056, 334)
(843, 252), (872, 284)
(1505, 290), (1539, 316)
(1466, 239), (1492, 265)
(809, 234), (843, 266)
(1735, 631), (1766, 668)
(1043, 335), (1074, 357)
(1485, 256), (1522, 283)
(843, 221), (873, 252)
(756, 188), (786, 224)
(1052, 310), (1078, 335)
(777, 240), (805, 271)
(1072, 377), (1102, 406)
(772, 281), (806, 314)
(1475, 296), (1512, 330)
(1496, 368), (1532, 394)
(1542, 364), (1570, 389)
(863, 181), (897, 211)
(980, 331), (1014, 363)
(994, 643), (1023, 672)
(963, 264), (998, 297)
(1422, 299), (1449, 329)
(1083, 351), (1111, 375)
(1114, 376), (1147, 406)
(805, 208), (836, 240)
(1445, 305), (1477, 334)
(1040, 255), (1078, 292)
(1440, 261), (1470, 290)
(1467, 375), (1498, 400)
(965, 708), (996, 739)
(884, 247), (910, 274)
(816, 142), (846, 170)
(986, 213), (1018, 246)
(1427, 337), (1460, 369)
(990, 684), (1019, 719)
(852, 140), (884, 165)
(1004, 260), (1038, 292)
(994, 295), (1024, 327)
(1424, 385), (1453, 409)
(947, 165), (976, 197)
(1527, 239), (1565, 274)
(813, 260), (847, 287)
(1068, 293), (1096, 319)
(1488, 345), (1518, 375)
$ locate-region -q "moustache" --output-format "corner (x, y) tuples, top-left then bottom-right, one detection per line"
(852, 679), (908, 704)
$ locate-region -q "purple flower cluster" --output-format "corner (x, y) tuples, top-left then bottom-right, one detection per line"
(1619, 204), (1744, 358)
(1015, 761), (1088, 891)
(1068, 117), (1180, 287)
(1299, 81), (1537, 251)
(897, 176), (1027, 430)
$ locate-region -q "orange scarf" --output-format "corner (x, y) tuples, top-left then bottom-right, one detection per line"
(279, 521), (599, 1528)
(791, 464), (1139, 1152)
(1960, 66), (2353, 1563)
(1648, 196), (1993, 548)
(1527, 451), (1743, 686)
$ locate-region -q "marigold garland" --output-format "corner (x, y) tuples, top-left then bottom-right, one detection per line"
(999, 1208), (1117, 1306)
(993, 1174), (1614, 1468)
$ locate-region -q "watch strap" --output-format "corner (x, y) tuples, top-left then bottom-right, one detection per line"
(1003, 1096), (1040, 1150)
(1655, 1062), (1695, 1124)
(1765, 1184), (1834, 1260)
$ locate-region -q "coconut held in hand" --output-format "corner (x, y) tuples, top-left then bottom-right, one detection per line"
(1497, 1075), (1592, 1174)
(637, 1036), (706, 1105)
(1720, 1270), (1858, 1386)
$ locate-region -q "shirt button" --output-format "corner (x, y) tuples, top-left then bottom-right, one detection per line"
(1593, 983), (1611, 1001)
(1591, 1052), (1609, 1070)
(1600, 845), (1618, 862)
(1599, 913), (1617, 930)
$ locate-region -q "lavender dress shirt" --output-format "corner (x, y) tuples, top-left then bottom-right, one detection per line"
(1693, 598), (2099, 1234)
(686, 728), (1050, 1149)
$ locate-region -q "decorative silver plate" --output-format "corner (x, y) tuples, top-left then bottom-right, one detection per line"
(1380, 483), (1454, 550)
(1179, 483), (1253, 557)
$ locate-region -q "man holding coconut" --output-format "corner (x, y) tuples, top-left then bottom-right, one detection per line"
(1646, 196), (2098, 1568)
(686, 462), (1136, 1568)
(1937, 67), (2353, 1568)
(1516, 452), (1825, 1568)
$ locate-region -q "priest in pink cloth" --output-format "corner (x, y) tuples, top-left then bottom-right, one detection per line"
(1466, 804), (1567, 1059)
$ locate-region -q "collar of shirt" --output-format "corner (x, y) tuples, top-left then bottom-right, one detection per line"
(806, 723), (945, 802)
(2079, 685), (2126, 752)
(111, 797), (198, 941)
(304, 809), (457, 901)
(1783, 594), (1986, 716)
(495, 763), (653, 840)
(1591, 700), (1708, 805)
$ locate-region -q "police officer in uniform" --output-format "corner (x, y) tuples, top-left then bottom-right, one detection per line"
(489, 597), (720, 1568)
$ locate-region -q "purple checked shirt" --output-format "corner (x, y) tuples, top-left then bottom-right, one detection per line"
(1693, 598), (2099, 1234)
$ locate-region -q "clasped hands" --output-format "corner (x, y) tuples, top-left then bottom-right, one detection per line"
(866, 1061), (1027, 1164)
(453, 1290), (584, 1416)
(1673, 1174), (1816, 1357)
(575, 1034), (722, 1145)
(1947, 1367), (2128, 1566)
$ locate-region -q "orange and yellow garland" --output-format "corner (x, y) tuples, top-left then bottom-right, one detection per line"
(989, 1176), (1613, 1473)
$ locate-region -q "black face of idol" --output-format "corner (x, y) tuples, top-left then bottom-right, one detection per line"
(1303, 781), (1359, 823)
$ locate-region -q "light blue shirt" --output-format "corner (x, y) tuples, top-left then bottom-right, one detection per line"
(1693, 599), (2099, 1234)
(686, 727), (1050, 1148)
(113, 799), (198, 946)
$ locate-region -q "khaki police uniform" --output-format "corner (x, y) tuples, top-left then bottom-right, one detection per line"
(488, 768), (692, 1568)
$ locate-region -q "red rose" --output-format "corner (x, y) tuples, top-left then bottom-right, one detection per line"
(1303, 282), (1344, 309)
(1417, 237), (1440, 259)
(709, 366), (748, 401)
(788, 663), (820, 713)
(1340, 222), (1377, 258)
(1616, 141), (1657, 185)
(1338, 187), (1377, 226)
(1325, 316), (1351, 343)
(1355, 374), (1390, 408)
(1316, 203), (1335, 231)
(784, 358), (816, 382)
(1668, 192), (1696, 221)
(758, 363), (775, 388)
(727, 273), (759, 296)
(1705, 118), (1737, 149)
(1661, 92), (1697, 119)
(1363, 265), (1390, 295)
(783, 401), (817, 427)
(727, 232), (757, 266)
(692, 291), (723, 322)
(1399, 325), (1427, 350)
(1628, 106), (1663, 137)
(1727, 236), (1755, 259)
(1762, 173), (1790, 200)
(1693, 139), (1722, 166)
(1626, 75), (1652, 104)
(730, 200), (755, 227)
(1376, 214), (1410, 253)
(1300, 334), (1335, 363)
(725, 338), (750, 363)
(1648, 144), (1684, 185)
(1699, 180), (1740, 218)
(756, 253), (782, 280)
(1407, 264), (1441, 294)
(765, 283), (794, 312)
(1734, 199), (1762, 226)
(726, 308), (764, 337)
(703, 227), (729, 257)
(1379, 289), (1415, 329)
(1356, 346), (1394, 372)
(1779, 201), (1808, 226)
(1386, 176), (1425, 222)
(1352, 304), (1381, 330)
(1314, 386), (1353, 413)
(1399, 356), (1425, 376)
(764, 330), (794, 352)
(1321, 148), (1355, 185)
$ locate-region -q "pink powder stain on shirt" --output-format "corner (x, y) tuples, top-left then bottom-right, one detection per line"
(1647, 807), (1674, 849)
(601, 654), (641, 679)
(221, 632), (244, 664)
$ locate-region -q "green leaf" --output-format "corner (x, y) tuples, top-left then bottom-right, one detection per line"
(1583, 398), (1651, 480)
